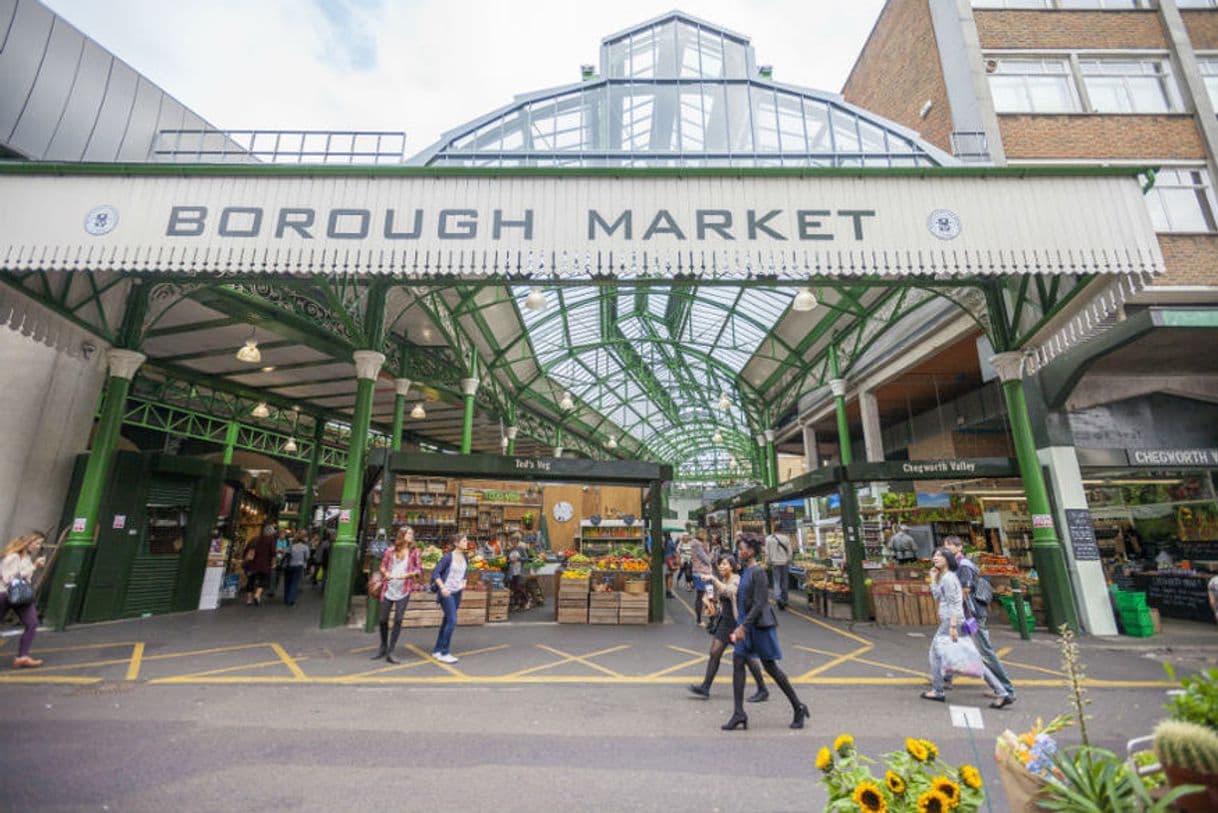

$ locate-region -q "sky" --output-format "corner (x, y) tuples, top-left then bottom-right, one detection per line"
(43, 0), (887, 159)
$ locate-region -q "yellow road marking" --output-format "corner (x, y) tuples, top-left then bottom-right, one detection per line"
(646, 654), (709, 679)
(796, 644), (873, 681)
(270, 643), (308, 680)
(508, 644), (629, 678)
(27, 657), (134, 672)
(786, 606), (873, 647)
(404, 644), (464, 677)
(535, 644), (628, 678)
(342, 644), (510, 680)
(150, 658), (309, 682)
(997, 646), (1013, 658)
(143, 643), (273, 661)
(1001, 659), (1067, 678)
(29, 641), (140, 654)
(125, 643), (145, 681)
(795, 645), (927, 678)
(668, 645), (709, 658)
(0, 675), (104, 685)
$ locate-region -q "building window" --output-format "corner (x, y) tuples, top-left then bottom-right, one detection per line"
(1145, 168), (1218, 233)
(1078, 58), (1181, 112)
(987, 58), (1081, 113)
(1177, 0), (1218, 9)
(974, 0), (1152, 8)
(1198, 57), (1218, 110)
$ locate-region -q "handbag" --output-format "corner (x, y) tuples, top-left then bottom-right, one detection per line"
(705, 612), (722, 636)
(6, 576), (35, 607)
(936, 634), (985, 678)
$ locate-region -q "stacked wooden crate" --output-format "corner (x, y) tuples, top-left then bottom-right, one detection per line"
(589, 591), (620, 624)
(871, 582), (938, 626)
(618, 590), (649, 624)
(401, 593), (444, 628)
(457, 589), (488, 626)
(557, 575), (589, 623)
(488, 588), (510, 622)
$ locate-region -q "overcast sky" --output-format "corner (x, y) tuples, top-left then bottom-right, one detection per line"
(43, 0), (886, 158)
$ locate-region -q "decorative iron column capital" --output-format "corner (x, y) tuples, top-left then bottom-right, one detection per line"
(989, 352), (1028, 383)
(394, 378), (412, 397)
(353, 350), (386, 381)
(461, 377), (480, 397)
(106, 349), (146, 380)
(828, 378), (848, 398)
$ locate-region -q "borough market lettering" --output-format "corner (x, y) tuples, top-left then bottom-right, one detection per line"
(164, 206), (877, 242)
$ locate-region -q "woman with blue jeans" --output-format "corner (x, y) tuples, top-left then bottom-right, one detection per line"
(431, 533), (469, 664)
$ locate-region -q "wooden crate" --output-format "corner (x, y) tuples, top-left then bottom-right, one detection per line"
(457, 606), (486, 626)
(487, 608), (509, 623)
(590, 592), (620, 610)
(557, 606), (588, 624)
(558, 577), (590, 597)
(589, 608), (619, 624)
(618, 609), (649, 624)
(401, 608), (443, 628)
(461, 590), (488, 608)
(618, 592), (648, 623)
(873, 593), (898, 625)
(488, 588), (510, 607)
(827, 600), (853, 620)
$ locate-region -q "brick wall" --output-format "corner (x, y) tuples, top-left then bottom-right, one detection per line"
(1154, 235), (1218, 287)
(1183, 10), (1218, 50)
(841, 0), (953, 153)
(975, 10), (1166, 50)
(998, 115), (1204, 160)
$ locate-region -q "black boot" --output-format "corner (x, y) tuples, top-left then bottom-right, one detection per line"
(722, 655), (748, 731)
(746, 658), (768, 702)
(371, 622), (388, 659)
(762, 659), (808, 729)
(386, 624), (403, 664)
(690, 651), (722, 698)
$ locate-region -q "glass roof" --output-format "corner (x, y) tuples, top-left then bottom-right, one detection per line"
(418, 13), (952, 477)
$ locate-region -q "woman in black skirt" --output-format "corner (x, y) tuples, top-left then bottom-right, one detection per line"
(687, 553), (768, 701)
(722, 536), (809, 731)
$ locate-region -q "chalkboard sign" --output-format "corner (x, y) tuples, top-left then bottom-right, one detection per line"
(1065, 509), (1100, 562)
(1140, 574), (1216, 623)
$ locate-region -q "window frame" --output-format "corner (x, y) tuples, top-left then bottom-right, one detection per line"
(985, 50), (1186, 115)
(972, 0), (1155, 8)
(1144, 165), (1218, 234)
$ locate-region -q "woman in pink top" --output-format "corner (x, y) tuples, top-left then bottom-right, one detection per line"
(371, 526), (422, 664)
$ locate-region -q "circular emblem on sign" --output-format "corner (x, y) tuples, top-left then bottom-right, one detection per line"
(84, 205), (119, 236)
(927, 209), (962, 241)
(552, 501), (574, 523)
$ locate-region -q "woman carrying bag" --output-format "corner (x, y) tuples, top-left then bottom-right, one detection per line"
(687, 553), (768, 702)
(1, 531), (48, 669)
(371, 526), (422, 664)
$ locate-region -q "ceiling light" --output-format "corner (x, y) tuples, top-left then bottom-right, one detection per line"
(524, 286), (548, 312)
(260, 366), (276, 373)
(282, 437), (298, 453)
(410, 402), (426, 419)
(712, 430), (723, 444)
(421, 327), (433, 341)
(606, 436), (617, 450)
(251, 402), (270, 419)
(717, 392), (731, 411)
(235, 329), (261, 363)
(559, 391), (574, 411)
(792, 287), (818, 311)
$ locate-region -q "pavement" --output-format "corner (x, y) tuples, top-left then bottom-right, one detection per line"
(1, 584), (1215, 812)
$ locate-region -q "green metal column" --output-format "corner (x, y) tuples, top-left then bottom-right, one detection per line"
(505, 425), (518, 456)
(838, 480), (869, 621)
(221, 421), (239, 465)
(321, 350), (385, 629)
(765, 429), (778, 487)
(648, 481), (665, 623)
(460, 354), (479, 455)
(377, 377), (410, 533)
(298, 418), (325, 528)
(44, 349), (146, 630)
(992, 352), (1079, 632)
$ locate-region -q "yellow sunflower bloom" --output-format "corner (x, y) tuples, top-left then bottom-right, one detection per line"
(959, 765), (983, 790)
(931, 776), (960, 807)
(916, 789), (951, 813)
(816, 747), (833, 771)
(834, 733), (855, 754)
(920, 739), (940, 761)
(885, 771), (906, 795)
(906, 737), (930, 762)
(851, 780), (887, 813)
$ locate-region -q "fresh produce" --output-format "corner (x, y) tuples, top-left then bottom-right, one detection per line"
(562, 569), (591, 579)
(566, 553), (593, 566)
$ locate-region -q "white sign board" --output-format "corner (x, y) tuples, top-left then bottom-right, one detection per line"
(0, 171), (1163, 278)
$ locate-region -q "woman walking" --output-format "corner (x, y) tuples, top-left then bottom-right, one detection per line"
(372, 526), (422, 664)
(430, 532), (469, 664)
(688, 553), (768, 702)
(690, 534), (713, 626)
(243, 524), (275, 606)
(722, 536), (809, 731)
(1, 531), (48, 668)
(921, 547), (1012, 708)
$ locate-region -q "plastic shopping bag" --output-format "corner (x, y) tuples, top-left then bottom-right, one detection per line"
(936, 634), (985, 678)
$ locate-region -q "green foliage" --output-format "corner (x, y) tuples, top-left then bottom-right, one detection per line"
(1154, 719), (1218, 775)
(1163, 664), (1218, 730)
(1038, 745), (1198, 813)
(1131, 750), (1165, 792)
(817, 735), (985, 812)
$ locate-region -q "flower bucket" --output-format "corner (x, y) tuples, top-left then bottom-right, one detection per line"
(1163, 765), (1218, 813)
(995, 736), (1051, 812)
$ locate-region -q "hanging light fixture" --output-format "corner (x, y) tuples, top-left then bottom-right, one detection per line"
(282, 437), (298, 453)
(235, 326), (261, 363)
(559, 391), (574, 411)
(792, 287), (818, 311)
(606, 435), (618, 450)
(410, 402), (426, 419)
(282, 406), (299, 453)
(717, 392), (731, 411)
(712, 429), (723, 444)
(251, 402), (270, 419)
(524, 286), (548, 312)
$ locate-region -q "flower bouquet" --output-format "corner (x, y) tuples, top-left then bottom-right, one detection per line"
(817, 733), (986, 812)
(993, 715), (1073, 811)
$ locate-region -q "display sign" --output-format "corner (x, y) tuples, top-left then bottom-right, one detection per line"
(72, 517), (87, 533)
(378, 450), (670, 485)
(1143, 574), (1214, 623)
(0, 170), (1163, 278)
(1032, 514), (1055, 529)
(112, 515), (126, 530)
(1127, 448), (1218, 467)
(847, 458), (1018, 482)
(1064, 509), (1100, 562)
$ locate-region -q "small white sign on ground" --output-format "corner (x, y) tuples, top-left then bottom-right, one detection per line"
(949, 704), (984, 730)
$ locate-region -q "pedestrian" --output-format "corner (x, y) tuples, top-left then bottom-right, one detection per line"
(1, 531), (48, 669)
(690, 534), (713, 625)
(243, 524), (276, 606)
(890, 524), (918, 563)
(314, 532), (332, 586)
(721, 536), (809, 731)
(267, 526), (290, 598)
(943, 536), (1015, 705)
(283, 532), (310, 606)
(1210, 573), (1218, 624)
(688, 553), (768, 702)
(663, 532), (677, 599)
(677, 534), (693, 591)
(921, 547), (1012, 709)
(508, 533), (528, 610)
(764, 528), (792, 610)
(430, 532), (469, 664)
(372, 526), (422, 663)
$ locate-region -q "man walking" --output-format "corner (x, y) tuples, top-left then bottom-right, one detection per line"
(890, 524), (918, 563)
(944, 536), (1016, 704)
(764, 529), (792, 611)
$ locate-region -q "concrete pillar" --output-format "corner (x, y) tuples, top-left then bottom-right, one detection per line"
(829, 378), (853, 465)
(802, 422), (819, 470)
(859, 389), (884, 463)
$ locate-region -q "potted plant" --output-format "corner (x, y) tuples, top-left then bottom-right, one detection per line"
(521, 511), (534, 530)
(1153, 719), (1218, 812)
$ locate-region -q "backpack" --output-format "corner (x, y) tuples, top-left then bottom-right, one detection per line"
(972, 572), (994, 606)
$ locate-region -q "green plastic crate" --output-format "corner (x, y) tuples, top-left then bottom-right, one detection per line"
(1120, 609), (1153, 627)
(1123, 621), (1155, 638)
(999, 596), (1035, 634)
(1114, 591), (1148, 611)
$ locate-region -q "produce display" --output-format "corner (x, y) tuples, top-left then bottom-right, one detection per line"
(562, 569), (591, 579)
(977, 553), (1021, 576)
(420, 545), (443, 568)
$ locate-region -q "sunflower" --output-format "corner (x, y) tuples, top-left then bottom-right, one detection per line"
(920, 739), (940, 761)
(916, 789), (952, 813)
(835, 733), (855, 754)
(906, 737), (930, 762)
(931, 776), (960, 807)
(885, 771), (906, 795)
(851, 780), (887, 813)
(816, 747), (833, 771)
(959, 765), (983, 791)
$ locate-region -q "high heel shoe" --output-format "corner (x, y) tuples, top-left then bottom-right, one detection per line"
(721, 713), (748, 731)
(687, 684), (710, 698)
(790, 703), (810, 730)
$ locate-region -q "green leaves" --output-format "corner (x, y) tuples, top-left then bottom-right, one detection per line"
(1164, 664), (1218, 730)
